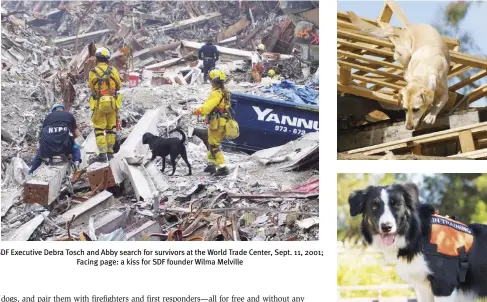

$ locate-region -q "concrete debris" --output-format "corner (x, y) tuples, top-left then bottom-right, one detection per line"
(1, 0), (319, 241)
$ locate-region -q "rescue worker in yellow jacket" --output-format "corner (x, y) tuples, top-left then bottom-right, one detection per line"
(191, 69), (231, 176)
(88, 47), (122, 163)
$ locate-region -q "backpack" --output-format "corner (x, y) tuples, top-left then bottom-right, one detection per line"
(221, 90), (239, 139)
(90, 66), (120, 113)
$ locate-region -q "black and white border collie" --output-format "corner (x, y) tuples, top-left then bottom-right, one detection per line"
(348, 182), (487, 302)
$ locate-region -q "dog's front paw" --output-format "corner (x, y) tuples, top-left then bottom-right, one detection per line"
(423, 113), (437, 125)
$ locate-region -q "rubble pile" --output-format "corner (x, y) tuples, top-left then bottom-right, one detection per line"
(1, 1), (319, 241)
(1, 130), (319, 241)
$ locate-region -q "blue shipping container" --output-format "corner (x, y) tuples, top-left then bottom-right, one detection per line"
(222, 92), (319, 153)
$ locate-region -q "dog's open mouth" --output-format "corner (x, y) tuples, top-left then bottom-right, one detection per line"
(380, 233), (396, 246)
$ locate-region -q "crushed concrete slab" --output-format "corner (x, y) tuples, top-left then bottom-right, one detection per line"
(8, 211), (49, 241)
(57, 190), (114, 226)
(111, 107), (161, 184)
(94, 208), (130, 236)
(24, 161), (70, 206)
(1, 189), (21, 218)
(124, 219), (162, 241)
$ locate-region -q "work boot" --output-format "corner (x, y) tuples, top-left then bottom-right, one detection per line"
(88, 153), (108, 165)
(213, 167), (229, 177)
(107, 153), (114, 161)
(203, 164), (216, 174)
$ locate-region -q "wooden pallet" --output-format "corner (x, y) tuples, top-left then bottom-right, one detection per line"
(346, 121), (487, 158)
(337, 0), (487, 110)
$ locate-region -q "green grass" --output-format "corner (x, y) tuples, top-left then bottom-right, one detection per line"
(338, 247), (487, 301)
(337, 247), (414, 298)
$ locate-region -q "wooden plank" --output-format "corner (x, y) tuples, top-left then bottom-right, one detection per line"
(338, 60), (403, 80)
(339, 66), (351, 85)
(448, 65), (472, 79)
(337, 29), (393, 48)
(450, 51), (487, 70)
(217, 17), (249, 42)
(338, 39), (394, 58)
(337, 12), (460, 48)
(147, 12), (221, 32)
(458, 130), (476, 153)
(352, 74), (403, 90)
(449, 148), (487, 159)
(182, 40), (294, 61)
(378, 2), (393, 23)
(338, 50), (403, 70)
(466, 83), (487, 104)
(144, 57), (184, 70)
(53, 29), (112, 46)
(347, 122), (487, 155)
(385, 0), (411, 27)
(450, 70), (487, 91)
(338, 83), (399, 106)
(411, 144), (422, 155)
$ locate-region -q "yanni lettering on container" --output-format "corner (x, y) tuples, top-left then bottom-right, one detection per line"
(252, 106), (319, 130)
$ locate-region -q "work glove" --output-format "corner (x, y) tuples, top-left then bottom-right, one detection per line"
(192, 108), (200, 116)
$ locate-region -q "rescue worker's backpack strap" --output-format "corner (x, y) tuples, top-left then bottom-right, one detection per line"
(457, 245), (469, 283)
(91, 65), (117, 99)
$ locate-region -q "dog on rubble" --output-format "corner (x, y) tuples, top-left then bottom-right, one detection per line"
(348, 182), (487, 302)
(142, 128), (192, 176)
(347, 11), (451, 130)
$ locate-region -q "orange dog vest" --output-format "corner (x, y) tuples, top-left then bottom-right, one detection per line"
(429, 214), (474, 257)
(423, 213), (473, 283)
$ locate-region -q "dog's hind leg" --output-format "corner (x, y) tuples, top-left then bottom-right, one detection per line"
(180, 150), (192, 176)
(169, 154), (177, 176)
(161, 156), (166, 173)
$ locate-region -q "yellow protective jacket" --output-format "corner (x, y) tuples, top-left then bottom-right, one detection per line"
(196, 88), (231, 130)
(88, 62), (122, 97)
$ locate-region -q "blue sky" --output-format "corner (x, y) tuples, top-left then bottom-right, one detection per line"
(338, 1), (487, 106)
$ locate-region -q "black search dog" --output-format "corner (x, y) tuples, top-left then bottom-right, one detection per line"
(142, 129), (192, 176)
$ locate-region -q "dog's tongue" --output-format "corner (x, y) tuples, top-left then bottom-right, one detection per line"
(381, 234), (395, 246)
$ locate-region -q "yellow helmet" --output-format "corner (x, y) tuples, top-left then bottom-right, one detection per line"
(95, 47), (111, 60)
(256, 44), (265, 51)
(209, 69), (226, 81)
(268, 69), (275, 77)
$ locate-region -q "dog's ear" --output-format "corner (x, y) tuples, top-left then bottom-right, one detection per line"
(402, 182), (419, 209)
(397, 88), (405, 108)
(420, 87), (435, 105)
(349, 189), (367, 217)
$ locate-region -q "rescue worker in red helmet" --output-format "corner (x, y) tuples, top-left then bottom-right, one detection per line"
(191, 69), (231, 176)
(88, 47), (122, 163)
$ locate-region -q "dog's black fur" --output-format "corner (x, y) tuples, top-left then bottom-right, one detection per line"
(142, 129), (192, 176)
(349, 183), (487, 299)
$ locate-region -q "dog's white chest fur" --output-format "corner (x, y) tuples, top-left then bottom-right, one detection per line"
(395, 254), (430, 284)
(372, 235), (430, 284)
